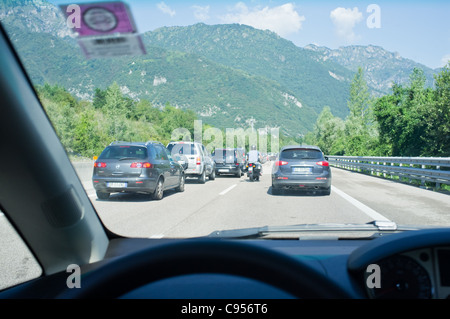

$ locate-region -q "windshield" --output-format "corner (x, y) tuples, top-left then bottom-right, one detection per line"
(167, 143), (197, 155)
(1, 0), (449, 243)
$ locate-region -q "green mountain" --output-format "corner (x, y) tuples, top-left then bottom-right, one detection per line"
(144, 23), (354, 119)
(2, 22), (317, 136)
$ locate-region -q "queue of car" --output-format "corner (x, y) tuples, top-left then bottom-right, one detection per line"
(92, 141), (331, 200)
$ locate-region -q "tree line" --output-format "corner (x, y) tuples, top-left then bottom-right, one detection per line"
(304, 64), (450, 157)
(36, 82), (299, 158)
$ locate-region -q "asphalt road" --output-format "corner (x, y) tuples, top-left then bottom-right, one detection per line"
(78, 160), (450, 238)
(1, 160), (450, 289)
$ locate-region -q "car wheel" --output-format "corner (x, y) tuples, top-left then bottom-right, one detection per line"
(235, 167), (241, 178)
(96, 191), (110, 200)
(176, 174), (185, 192)
(209, 168), (216, 180)
(198, 169), (206, 184)
(152, 178), (164, 200)
(271, 185), (280, 195)
(322, 187), (331, 196)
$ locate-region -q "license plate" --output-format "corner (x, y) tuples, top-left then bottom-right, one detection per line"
(248, 167), (253, 172)
(292, 167), (311, 173)
(107, 182), (127, 188)
(219, 169), (229, 172)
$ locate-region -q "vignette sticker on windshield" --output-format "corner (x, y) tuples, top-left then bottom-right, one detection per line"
(59, 1), (146, 59)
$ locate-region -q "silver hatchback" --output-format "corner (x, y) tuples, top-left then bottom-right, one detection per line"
(167, 141), (216, 183)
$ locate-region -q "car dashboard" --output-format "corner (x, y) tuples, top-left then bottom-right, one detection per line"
(3, 227), (450, 301)
(106, 229), (450, 300)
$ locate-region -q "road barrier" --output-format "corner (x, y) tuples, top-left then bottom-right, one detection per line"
(326, 156), (450, 190)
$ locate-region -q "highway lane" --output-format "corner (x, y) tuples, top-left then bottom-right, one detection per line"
(76, 161), (450, 238)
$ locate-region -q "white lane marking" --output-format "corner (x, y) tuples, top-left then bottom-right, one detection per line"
(219, 184), (237, 196)
(332, 185), (391, 222)
(150, 234), (164, 239)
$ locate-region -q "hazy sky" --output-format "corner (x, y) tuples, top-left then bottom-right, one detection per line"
(50, 0), (450, 69)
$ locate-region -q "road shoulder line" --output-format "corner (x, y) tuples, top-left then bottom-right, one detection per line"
(332, 185), (391, 222)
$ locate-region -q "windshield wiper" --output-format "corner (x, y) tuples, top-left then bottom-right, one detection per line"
(208, 221), (425, 239)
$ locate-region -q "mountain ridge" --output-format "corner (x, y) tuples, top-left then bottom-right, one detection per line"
(304, 43), (437, 94)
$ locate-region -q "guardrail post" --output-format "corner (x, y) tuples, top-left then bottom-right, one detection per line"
(409, 164), (413, 184)
(390, 162), (393, 179)
(436, 165), (441, 190)
(420, 164), (426, 188)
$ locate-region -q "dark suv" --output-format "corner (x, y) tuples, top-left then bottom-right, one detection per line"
(271, 145), (331, 195)
(92, 141), (185, 200)
(212, 148), (245, 177)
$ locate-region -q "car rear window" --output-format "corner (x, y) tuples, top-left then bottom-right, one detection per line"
(99, 146), (148, 160)
(213, 148), (237, 161)
(167, 143), (197, 155)
(213, 149), (235, 157)
(281, 148), (323, 160)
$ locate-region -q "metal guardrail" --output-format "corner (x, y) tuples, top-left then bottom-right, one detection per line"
(326, 156), (450, 190)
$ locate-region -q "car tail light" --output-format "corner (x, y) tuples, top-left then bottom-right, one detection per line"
(275, 161), (288, 166)
(316, 161), (329, 167)
(131, 162), (152, 168)
(277, 177), (288, 180)
(94, 162), (107, 168)
(196, 157), (201, 165)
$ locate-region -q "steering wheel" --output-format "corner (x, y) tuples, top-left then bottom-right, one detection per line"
(58, 239), (353, 299)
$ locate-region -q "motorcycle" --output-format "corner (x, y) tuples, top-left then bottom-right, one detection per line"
(247, 162), (262, 181)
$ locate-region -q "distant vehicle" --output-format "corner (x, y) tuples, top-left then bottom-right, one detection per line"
(271, 145), (331, 195)
(167, 141), (215, 183)
(212, 148), (245, 177)
(93, 141), (185, 200)
(268, 153), (278, 161)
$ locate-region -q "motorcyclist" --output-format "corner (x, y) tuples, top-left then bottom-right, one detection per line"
(247, 145), (259, 163)
(247, 145), (262, 178)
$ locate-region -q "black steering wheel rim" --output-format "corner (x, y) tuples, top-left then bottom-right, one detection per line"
(58, 239), (352, 299)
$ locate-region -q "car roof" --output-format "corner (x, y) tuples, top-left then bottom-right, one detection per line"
(167, 141), (202, 147)
(109, 141), (163, 147)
